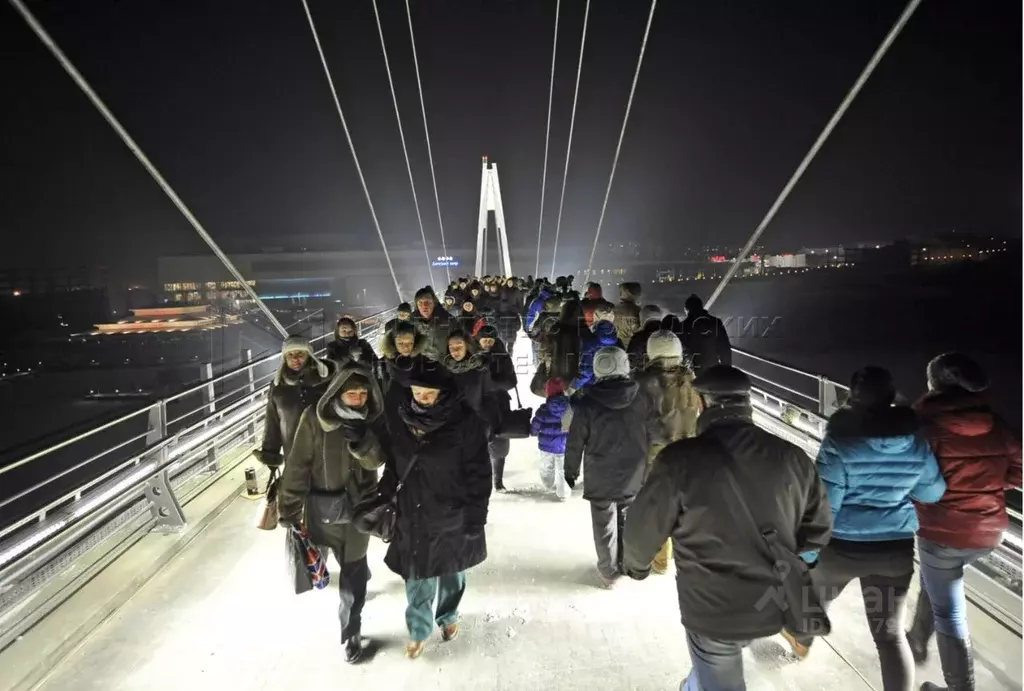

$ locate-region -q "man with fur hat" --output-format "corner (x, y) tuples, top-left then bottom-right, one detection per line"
(412, 286), (454, 362)
(255, 335), (334, 468)
(622, 365), (831, 690)
(634, 330), (700, 574)
(278, 365), (388, 664)
(564, 346), (650, 588)
(326, 316), (379, 371)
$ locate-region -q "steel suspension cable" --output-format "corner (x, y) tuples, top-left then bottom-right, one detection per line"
(534, 0), (561, 278)
(301, 0), (403, 300)
(372, 0), (434, 288)
(405, 0), (450, 285)
(582, 0), (657, 287)
(549, 0), (590, 278)
(704, 0), (922, 310)
(8, 0), (288, 337)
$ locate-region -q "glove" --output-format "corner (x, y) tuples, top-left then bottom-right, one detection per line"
(340, 422), (366, 444)
(565, 475), (576, 490)
(253, 449), (283, 468)
(465, 525), (485, 539)
(279, 518), (302, 532)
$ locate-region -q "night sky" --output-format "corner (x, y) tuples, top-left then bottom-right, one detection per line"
(0, 0), (1019, 282)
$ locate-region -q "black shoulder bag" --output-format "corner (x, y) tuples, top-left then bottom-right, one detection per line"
(352, 454), (421, 543)
(714, 439), (831, 638)
(497, 387), (533, 440)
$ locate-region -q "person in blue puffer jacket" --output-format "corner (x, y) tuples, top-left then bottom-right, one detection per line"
(781, 366), (946, 691)
(571, 304), (623, 393)
(531, 377), (572, 501)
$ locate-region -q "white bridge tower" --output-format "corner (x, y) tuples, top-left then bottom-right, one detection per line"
(475, 156), (512, 277)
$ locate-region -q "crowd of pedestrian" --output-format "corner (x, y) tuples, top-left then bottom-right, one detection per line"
(255, 273), (1020, 691)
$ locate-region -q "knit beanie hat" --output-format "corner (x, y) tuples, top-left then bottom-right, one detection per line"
(646, 330), (683, 362)
(398, 302), (412, 313)
(693, 365), (751, 397)
(593, 346), (630, 380)
(340, 372), (371, 393)
(335, 316), (356, 333)
(414, 286), (435, 302)
(476, 324), (498, 341)
(640, 304), (664, 325)
(849, 366), (896, 408)
(926, 352), (989, 393)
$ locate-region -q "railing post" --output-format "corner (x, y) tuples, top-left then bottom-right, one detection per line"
(818, 376), (839, 418)
(201, 362), (218, 473)
(242, 348), (256, 441)
(144, 468), (186, 533)
(145, 400), (168, 467)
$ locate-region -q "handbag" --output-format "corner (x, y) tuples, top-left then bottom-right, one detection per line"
(352, 453), (422, 543)
(307, 490), (355, 526)
(256, 468), (280, 531)
(713, 438), (831, 638)
(496, 388), (533, 440)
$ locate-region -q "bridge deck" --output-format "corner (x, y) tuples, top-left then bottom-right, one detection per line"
(10, 336), (1020, 691)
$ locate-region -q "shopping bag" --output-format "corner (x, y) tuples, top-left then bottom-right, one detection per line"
(286, 526), (330, 594)
(255, 469), (280, 531)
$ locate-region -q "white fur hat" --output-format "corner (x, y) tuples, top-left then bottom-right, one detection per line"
(593, 346), (629, 380)
(646, 329), (683, 362)
(276, 335), (329, 384)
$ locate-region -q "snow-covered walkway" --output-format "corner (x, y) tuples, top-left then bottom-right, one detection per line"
(34, 335), (1016, 691)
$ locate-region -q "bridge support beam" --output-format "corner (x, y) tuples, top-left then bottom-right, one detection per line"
(144, 469), (186, 533)
(475, 157), (512, 277)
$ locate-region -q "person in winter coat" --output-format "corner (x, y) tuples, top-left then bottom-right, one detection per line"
(255, 336), (334, 468)
(621, 365), (833, 690)
(278, 366), (387, 664)
(634, 330), (700, 574)
(525, 282), (556, 333)
(531, 377), (572, 501)
(457, 300), (484, 336)
(380, 321), (427, 406)
(476, 325), (518, 491)
(378, 363), (492, 659)
(681, 294), (732, 374)
(564, 347), (650, 588)
(442, 332), (493, 420)
(612, 282), (642, 345)
(778, 367), (945, 691)
(541, 298), (586, 389)
(905, 353), (1022, 691)
(325, 317), (379, 370)
(626, 304), (664, 370)
(496, 280), (523, 345)
(572, 303), (623, 392)
(412, 286), (454, 361)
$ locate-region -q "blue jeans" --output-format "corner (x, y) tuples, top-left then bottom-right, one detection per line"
(681, 631), (749, 691)
(404, 572), (466, 641)
(915, 538), (992, 641)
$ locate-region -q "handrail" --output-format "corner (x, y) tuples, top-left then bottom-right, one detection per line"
(0, 309), (389, 477)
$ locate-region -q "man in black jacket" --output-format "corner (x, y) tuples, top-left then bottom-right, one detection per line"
(565, 346), (650, 588)
(622, 365), (832, 690)
(681, 294), (733, 374)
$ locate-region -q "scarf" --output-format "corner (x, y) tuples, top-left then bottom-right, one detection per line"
(444, 352), (486, 375)
(398, 391), (454, 437)
(331, 398), (368, 421)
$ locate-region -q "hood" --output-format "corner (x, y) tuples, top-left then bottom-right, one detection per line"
(917, 390), (996, 437)
(315, 364), (384, 433)
(334, 316), (359, 339)
(546, 392), (571, 417)
(585, 377), (639, 410)
(412, 287), (443, 319)
(381, 328), (425, 359)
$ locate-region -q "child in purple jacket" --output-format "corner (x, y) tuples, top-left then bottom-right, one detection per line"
(531, 377), (572, 500)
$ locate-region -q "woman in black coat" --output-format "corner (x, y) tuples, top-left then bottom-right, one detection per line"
(379, 364), (492, 659)
(442, 332), (492, 416)
(476, 325), (518, 491)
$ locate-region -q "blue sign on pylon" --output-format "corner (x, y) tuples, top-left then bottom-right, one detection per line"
(432, 256), (460, 268)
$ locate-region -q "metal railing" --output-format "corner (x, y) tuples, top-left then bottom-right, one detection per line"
(0, 309), (394, 580)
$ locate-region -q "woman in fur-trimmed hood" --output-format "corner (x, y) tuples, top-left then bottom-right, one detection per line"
(442, 331), (492, 417)
(326, 316), (378, 370)
(255, 335), (334, 468)
(278, 364), (387, 663)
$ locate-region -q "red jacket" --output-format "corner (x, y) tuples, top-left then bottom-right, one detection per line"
(913, 390), (1022, 549)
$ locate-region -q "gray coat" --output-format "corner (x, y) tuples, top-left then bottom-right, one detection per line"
(257, 361), (334, 467)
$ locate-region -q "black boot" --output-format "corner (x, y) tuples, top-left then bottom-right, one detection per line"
(491, 455), (506, 491)
(922, 632), (975, 691)
(344, 634), (364, 664)
(907, 586), (934, 664)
